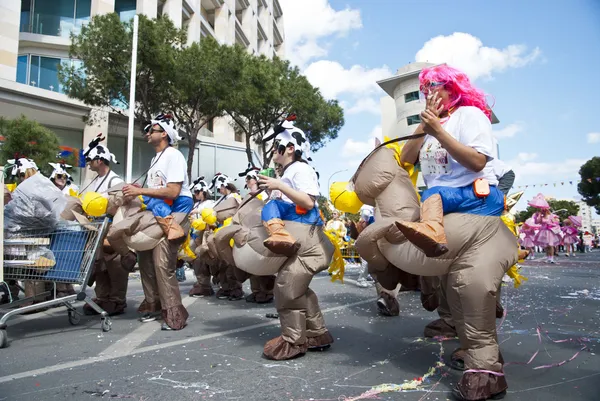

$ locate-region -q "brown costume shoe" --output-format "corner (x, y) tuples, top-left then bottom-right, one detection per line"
(395, 194), (448, 257)
(156, 216), (185, 240)
(263, 218), (300, 257)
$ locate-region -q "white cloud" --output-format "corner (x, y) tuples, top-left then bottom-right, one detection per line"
(493, 123), (524, 139)
(510, 157), (587, 180)
(346, 98), (381, 115)
(415, 32), (541, 80)
(341, 125), (381, 158)
(515, 152), (538, 163)
(587, 132), (600, 144)
(279, 0), (362, 68)
(304, 60), (392, 99)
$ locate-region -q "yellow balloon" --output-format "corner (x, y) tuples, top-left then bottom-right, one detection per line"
(204, 214), (217, 226)
(329, 181), (363, 214)
(82, 192), (108, 217)
(192, 218), (207, 231)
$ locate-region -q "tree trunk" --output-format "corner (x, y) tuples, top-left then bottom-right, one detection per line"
(245, 131), (254, 167)
(186, 125), (200, 184)
(262, 140), (274, 167)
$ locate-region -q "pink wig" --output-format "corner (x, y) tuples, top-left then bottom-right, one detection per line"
(419, 65), (491, 120)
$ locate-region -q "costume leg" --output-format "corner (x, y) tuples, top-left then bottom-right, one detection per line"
(263, 258), (313, 360)
(189, 258), (214, 297)
(255, 275), (275, 304)
(419, 275), (440, 311)
(226, 264), (244, 300)
(152, 229), (189, 330)
(305, 288), (334, 348)
(261, 201), (300, 256)
(395, 193), (448, 257)
(447, 240), (509, 400)
(137, 249), (162, 314)
(216, 261), (230, 299)
(424, 276), (458, 338)
(106, 254), (129, 315)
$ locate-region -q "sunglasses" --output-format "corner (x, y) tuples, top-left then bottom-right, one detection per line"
(419, 81), (446, 94)
(146, 128), (164, 135)
(55, 174), (67, 179)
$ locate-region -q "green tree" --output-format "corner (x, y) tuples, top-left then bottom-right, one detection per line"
(515, 199), (580, 223)
(60, 14), (184, 123)
(0, 116), (61, 179)
(168, 39), (244, 180)
(226, 56), (344, 167)
(578, 157), (600, 214)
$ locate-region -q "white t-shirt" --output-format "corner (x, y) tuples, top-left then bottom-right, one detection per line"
(489, 136), (512, 179)
(359, 205), (374, 221)
(273, 161), (320, 204)
(419, 106), (498, 188)
(86, 170), (123, 195)
(191, 199), (215, 219)
(147, 147), (192, 198)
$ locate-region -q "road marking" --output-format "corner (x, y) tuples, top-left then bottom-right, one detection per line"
(98, 295), (198, 357)
(0, 298), (375, 384)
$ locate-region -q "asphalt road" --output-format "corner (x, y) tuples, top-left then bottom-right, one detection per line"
(1, 251), (599, 401)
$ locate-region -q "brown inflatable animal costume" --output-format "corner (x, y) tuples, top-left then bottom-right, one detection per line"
(347, 144), (517, 400)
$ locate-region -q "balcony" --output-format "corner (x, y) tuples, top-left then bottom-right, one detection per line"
(273, 0), (283, 18)
(235, 18), (250, 47)
(272, 19), (283, 45)
(236, 0), (250, 10)
(201, 0), (225, 10)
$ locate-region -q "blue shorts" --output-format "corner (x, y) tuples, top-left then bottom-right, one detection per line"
(422, 183), (504, 217)
(142, 195), (194, 218)
(261, 199), (323, 226)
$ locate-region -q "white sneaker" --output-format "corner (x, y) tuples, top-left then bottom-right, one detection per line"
(355, 279), (370, 288)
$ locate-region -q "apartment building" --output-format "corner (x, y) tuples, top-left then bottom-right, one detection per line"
(0, 0), (284, 183)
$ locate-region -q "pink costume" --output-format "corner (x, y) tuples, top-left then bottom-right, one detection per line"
(533, 212), (561, 247)
(519, 217), (539, 248)
(562, 216), (581, 245)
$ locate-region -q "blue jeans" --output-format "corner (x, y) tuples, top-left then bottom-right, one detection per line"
(261, 199), (323, 226)
(422, 183), (504, 217)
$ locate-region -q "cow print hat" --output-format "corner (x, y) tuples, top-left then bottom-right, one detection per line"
(7, 158), (38, 176)
(49, 162), (74, 183)
(263, 114), (312, 162)
(143, 113), (182, 145)
(210, 173), (231, 190)
(83, 134), (119, 164)
(237, 163), (260, 189)
(190, 176), (212, 194)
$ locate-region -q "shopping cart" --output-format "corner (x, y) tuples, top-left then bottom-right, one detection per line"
(0, 219), (110, 348)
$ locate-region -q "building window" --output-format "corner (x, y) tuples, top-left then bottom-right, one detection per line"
(18, 54), (80, 93)
(115, 0), (136, 22)
(404, 91), (419, 103)
(207, 118), (214, 132)
(17, 55), (28, 84)
(407, 114), (421, 126)
(20, 0), (91, 37)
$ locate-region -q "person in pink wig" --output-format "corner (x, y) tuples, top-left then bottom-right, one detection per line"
(561, 215), (581, 257)
(400, 64), (509, 401)
(529, 193), (561, 263)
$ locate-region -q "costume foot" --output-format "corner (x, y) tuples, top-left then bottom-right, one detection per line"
(376, 292), (400, 317)
(245, 293), (257, 303)
(263, 336), (308, 360)
(156, 216), (185, 240)
(307, 331), (334, 351)
(263, 219), (300, 257)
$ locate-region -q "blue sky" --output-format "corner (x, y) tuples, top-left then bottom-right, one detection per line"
(279, 0), (600, 213)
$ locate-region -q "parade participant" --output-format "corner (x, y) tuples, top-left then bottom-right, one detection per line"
(396, 64), (510, 400)
(80, 137), (128, 316)
(529, 193), (561, 264)
(49, 162), (79, 195)
(122, 113), (193, 330)
(257, 118), (334, 360)
(188, 177), (217, 297)
(397, 66), (505, 258)
(208, 173), (244, 300)
(562, 216), (581, 257)
(236, 165), (274, 304)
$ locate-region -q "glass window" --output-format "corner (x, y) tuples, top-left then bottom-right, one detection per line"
(404, 91), (419, 103)
(20, 0), (31, 33)
(17, 55), (28, 84)
(407, 114), (421, 126)
(115, 0), (137, 22)
(39, 56), (61, 92)
(29, 55), (40, 87)
(33, 0), (75, 37)
(74, 0), (92, 35)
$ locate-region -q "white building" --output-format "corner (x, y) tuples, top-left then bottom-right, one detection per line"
(376, 62), (500, 189)
(0, 0), (284, 184)
(576, 200), (596, 233)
